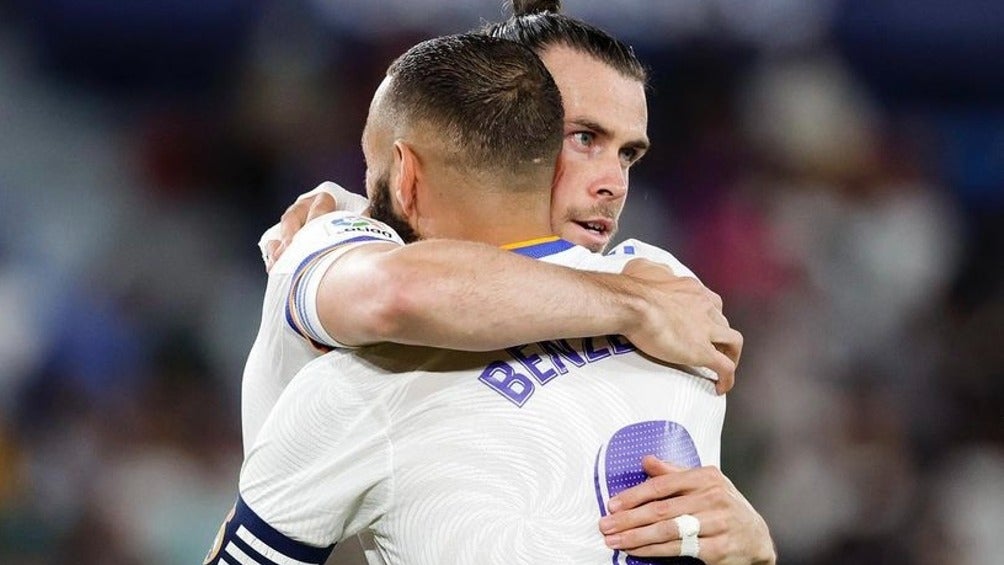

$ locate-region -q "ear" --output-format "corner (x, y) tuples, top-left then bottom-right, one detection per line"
(392, 140), (420, 220)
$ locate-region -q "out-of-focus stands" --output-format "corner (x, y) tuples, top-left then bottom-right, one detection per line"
(0, 1), (1000, 563)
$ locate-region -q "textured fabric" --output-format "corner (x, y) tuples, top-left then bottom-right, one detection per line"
(239, 240), (725, 564)
(242, 211), (404, 452)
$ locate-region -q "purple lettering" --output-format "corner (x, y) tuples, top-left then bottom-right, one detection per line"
(506, 345), (558, 384)
(582, 337), (611, 362)
(605, 334), (636, 355)
(478, 361), (534, 407)
(539, 340), (586, 373)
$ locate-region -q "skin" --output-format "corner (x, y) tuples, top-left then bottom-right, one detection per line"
(540, 45), (772, 565)
(266, 46), (771, 564)
(543, 45), (650, 253)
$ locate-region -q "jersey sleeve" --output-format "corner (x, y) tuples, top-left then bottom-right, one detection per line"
(273, 211), (405, 349)
(605, 238), (700, 280)
(257, 182), (371, 265)
(227, 357), (393, 556)
(203, 497), (335, 565)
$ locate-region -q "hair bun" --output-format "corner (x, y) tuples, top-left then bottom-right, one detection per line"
(512, 0), (562, 17)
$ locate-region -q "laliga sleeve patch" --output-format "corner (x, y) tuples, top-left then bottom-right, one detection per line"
(324, 215), (403, 243)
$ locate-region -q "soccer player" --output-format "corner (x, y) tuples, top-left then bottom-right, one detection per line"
(256, 2), (774, 563)
(241, 7), (742, 457)
(209, 31), (769, 565)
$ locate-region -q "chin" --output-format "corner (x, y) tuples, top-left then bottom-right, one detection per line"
(561, 225), (610, 254)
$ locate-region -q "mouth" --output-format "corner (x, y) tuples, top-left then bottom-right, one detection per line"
(571, 218), (615, 250)
(575, 220), (608, 234)
(574, 217), (613, 234)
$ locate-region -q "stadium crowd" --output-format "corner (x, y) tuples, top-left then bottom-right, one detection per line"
(0, 1), (1000, 563)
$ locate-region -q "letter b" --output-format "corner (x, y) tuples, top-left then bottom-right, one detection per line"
(479, 361), (535, 407)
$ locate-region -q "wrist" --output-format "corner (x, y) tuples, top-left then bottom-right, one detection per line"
(604, 273), (649, 339)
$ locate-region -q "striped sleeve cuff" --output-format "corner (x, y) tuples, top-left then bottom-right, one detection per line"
(204, 498), (334, 565)
(285, 236), (390, 350)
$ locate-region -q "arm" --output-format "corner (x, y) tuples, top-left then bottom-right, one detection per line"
(207, 361), (390, 564)
(310, 240), (740, 390)
(599, 456), (776, 564)
(262, 182), (367, 271)
(271, 186), (741, 390)
(319, 239), (644, 349)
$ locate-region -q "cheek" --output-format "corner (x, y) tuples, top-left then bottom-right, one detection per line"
(549, 181), (575, 218)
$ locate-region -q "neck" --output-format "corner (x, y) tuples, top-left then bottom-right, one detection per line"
(423, 191), (554, 247)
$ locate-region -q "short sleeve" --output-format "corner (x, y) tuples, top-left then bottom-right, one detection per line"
(274, 212), (405, 349)
(238, 357), (394, 549)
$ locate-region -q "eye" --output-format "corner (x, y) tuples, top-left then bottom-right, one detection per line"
(619, 146), (646, 167)
(569, 131), (595, 148)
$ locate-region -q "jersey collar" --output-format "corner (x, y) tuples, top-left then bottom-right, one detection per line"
(501, 236), (575, 260)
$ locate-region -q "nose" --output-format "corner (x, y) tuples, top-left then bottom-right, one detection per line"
(591, 154), (628, 201)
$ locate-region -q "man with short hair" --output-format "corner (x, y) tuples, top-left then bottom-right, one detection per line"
(209, 31), (729, 565)
(246, 4), (774, 564)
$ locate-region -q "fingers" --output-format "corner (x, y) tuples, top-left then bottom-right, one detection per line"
(705, 287), (724, 312)
(623, 258), (674, 280)
(622, 537), (722, 561)
(700, 346), (736, 394)
(607, 465), (729, 515)
(710, 326), (742, 394)
(274, 193), (338, 264)
(604, 512), (690, 551)
(601, 465), (776, 564)
(602, 494), (700, 536)
(606, 471), (691, 515)
(712, 327), (743, 364)
(641, 454), (683, 476)
(710, 307), (730, 328)
(306, 191), (337, 222)
(620, 539), (686, 558)
(278, 199), (312, 249)
(606, 510), (730, 552)
(264, 240), (281, 272)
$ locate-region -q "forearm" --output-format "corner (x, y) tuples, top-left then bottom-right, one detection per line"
(319, 239), (645, 350)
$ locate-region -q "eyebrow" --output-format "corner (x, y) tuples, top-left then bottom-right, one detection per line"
(569, 117), (651, 153)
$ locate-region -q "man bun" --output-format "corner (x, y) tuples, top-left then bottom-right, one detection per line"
(511, 0), (562, 17)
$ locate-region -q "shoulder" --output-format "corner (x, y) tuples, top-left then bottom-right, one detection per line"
(606, 238), (698, 279)
(271, 212), (405, 275)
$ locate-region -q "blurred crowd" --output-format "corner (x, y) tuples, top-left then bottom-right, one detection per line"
(0, 1), (1000, 564)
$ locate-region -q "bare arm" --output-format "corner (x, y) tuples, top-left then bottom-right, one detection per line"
(273, 186), (742, 392)
(320, 239), (643, 349)
(317, 241), (740, 392)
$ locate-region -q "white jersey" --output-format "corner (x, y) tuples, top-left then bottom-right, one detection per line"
(213, 238), (725, 565)
(241, 209), (404, 451)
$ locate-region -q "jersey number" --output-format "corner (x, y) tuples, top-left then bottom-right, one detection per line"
(594, 420), (701, 565)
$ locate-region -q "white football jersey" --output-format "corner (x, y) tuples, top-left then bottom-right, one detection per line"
(212, 238), (725, 565)
(241, 210), (405, 452)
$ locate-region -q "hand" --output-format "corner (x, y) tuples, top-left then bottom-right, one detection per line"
(622, 259), (743, 394)
(263, 182), (370, 271)
(599, 456), (775, 564)
(265, 191), (338, 271)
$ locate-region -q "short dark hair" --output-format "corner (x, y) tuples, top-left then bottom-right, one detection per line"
(486, 1), (647, 83)
(511, 0), (562, 15)
(384, 33), (563, 190)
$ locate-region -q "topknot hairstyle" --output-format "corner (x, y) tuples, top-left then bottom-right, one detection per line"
(488, 2), (647, 83)
(511, 0), (562, 16)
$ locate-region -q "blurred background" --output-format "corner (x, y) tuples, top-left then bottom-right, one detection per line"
(0, 1), (1001, 563)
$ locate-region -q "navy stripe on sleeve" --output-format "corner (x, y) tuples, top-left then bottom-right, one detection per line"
(204, 497), (334, 565)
